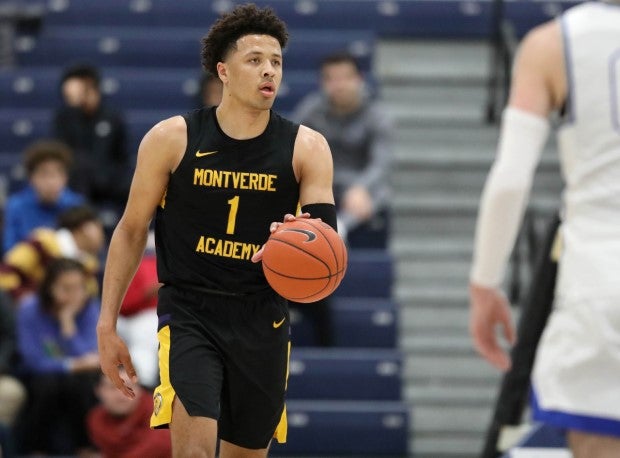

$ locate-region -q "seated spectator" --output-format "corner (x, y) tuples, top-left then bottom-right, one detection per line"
(53, 64), (130, 216)
(2, 139), (85, 254)
(292, 51), (394, 248)
(16, 258), (99, 456)
(0, 291), (26, 458)
(0, 205), (105, 302)
(87, 369), (171, 458)
(117, 234), (160, 388)
(197, 72), (223, 108)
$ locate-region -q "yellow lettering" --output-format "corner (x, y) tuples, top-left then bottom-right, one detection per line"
(213, 239), (223, 256)
(267, 174), (276, 191)
(249, 173), (259, 190)
(194, 169), (205, 186)
(205, 238), (216, 254)
(195, 236), (205, 252)
(193, 169), (278, 192)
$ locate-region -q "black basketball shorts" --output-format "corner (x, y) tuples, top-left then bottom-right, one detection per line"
(150, 285), (290, 449)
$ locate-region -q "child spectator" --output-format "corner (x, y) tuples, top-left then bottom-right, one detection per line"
(2, 139), (85, 254)
(0, 205), (105, 302)
(87, 369), (171, 458)
(16, 258), (99, 456)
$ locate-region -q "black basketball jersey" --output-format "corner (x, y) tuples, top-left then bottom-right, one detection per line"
(155, 107), (300, 294)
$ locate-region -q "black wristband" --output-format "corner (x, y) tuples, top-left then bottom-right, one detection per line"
(301, 203), (338, 231)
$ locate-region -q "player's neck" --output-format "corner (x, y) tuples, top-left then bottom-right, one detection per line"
(215, 103), (270, 140)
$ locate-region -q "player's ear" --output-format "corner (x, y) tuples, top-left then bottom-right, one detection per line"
(217, 62), (228, 84)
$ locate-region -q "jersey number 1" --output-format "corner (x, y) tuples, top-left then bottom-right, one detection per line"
(226, 196), (239, 234)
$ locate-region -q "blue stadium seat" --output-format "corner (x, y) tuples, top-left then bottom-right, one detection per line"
(28, 0), (579, 39)
(15, 26), (374, 72)
(0, 108), (51, 152)
(287, 347), (402, 401)
(333, 249), (394, 298)
(331, 297), (398, 347)
(0, 67), (61, 109)
(289, 297), (398, 348)
(0, 152), (26, 193)
(272, 400), (409, 456)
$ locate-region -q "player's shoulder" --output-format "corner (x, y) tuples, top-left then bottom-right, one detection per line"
(295, 124), (329, 152)
(139, 115), (187, 157)
(520, 17), (561, 54)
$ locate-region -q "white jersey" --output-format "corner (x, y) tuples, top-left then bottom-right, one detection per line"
(556, 1), (620, 301)
(532, 2), (620, 430)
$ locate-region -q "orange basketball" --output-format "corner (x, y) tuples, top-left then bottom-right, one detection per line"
(262, 218), (347, 303)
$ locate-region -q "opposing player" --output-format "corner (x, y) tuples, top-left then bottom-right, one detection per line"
(96, 5), (338, 457)
(470, 1), (620, 456)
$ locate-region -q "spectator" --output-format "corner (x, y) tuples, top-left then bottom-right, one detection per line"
(16, 258), (99, 456)
(292, 51), (394, 248)
(0, 291), (26, 458)
(0, 205), (105, 302)
(197, 72), (223, 108)
(87, 369), (171, 458)
(2, 139), (85, 254)
(53, 64), (130, 215)
(117, 233), (160, 388)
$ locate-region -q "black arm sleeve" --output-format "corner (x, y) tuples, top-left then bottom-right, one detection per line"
(301, 203), (337, 232)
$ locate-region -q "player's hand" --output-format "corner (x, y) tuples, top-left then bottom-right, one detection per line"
(469, 282), (516, 371)
(251, 212), (311, 263)
(96, 326), (138, 398)
(343, 185), (373, 221)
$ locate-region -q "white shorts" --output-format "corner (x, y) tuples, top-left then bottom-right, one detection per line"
(531, 296), (620, 436)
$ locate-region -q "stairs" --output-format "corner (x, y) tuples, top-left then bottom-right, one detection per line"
(375, 40), (562, 457)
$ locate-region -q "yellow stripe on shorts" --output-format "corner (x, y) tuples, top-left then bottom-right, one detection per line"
(150, 324), (175, 428)
(272, 341), (291, 443)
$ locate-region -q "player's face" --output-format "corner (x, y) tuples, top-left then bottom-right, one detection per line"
(221, 34), (283, 110)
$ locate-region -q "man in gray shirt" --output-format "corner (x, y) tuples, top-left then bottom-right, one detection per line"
(292, 52), (393, 248)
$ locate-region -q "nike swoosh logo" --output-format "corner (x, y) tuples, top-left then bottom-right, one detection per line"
(281, 228), (316, 242)
(273, 318), (286, 328)
(196, 150), (218, 157)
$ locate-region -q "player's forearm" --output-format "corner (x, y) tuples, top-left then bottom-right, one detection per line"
(98, 222), (148, 331)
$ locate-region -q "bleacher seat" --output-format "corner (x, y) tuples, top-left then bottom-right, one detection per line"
(290, 297), (397, 348)
(14, 26), (374, 71)
(333, 249), (394, 298)
(331, 297), (398, 347)
(272, 400), (408, 456)
(0, 108), (51, 152)
(287, 347), (402, 401)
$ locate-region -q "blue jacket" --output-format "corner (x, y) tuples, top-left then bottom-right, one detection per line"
(16, 295), (99, 373)
(2, 185), (85, 254)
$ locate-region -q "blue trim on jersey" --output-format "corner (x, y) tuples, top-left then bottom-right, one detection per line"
(560, 15), (576, 124)
(531, 388), (620, 437)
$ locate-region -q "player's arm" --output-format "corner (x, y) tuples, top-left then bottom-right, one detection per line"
(469, 21), (563, 371)
(294, 125), (337, 229)
(251, 126), (336, 263)
(97, 116), (186, 396)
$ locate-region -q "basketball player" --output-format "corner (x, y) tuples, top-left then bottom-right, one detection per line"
(470, 2), (620, 456)
(96, 5), (338, 457)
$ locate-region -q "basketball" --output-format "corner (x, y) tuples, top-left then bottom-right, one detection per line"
(262, 218), (348, 303)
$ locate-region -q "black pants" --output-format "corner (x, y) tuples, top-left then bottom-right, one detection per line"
(19, 371), (98, 454)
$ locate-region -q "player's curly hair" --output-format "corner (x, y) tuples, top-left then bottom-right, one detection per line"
(201, 3), (288, 76)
